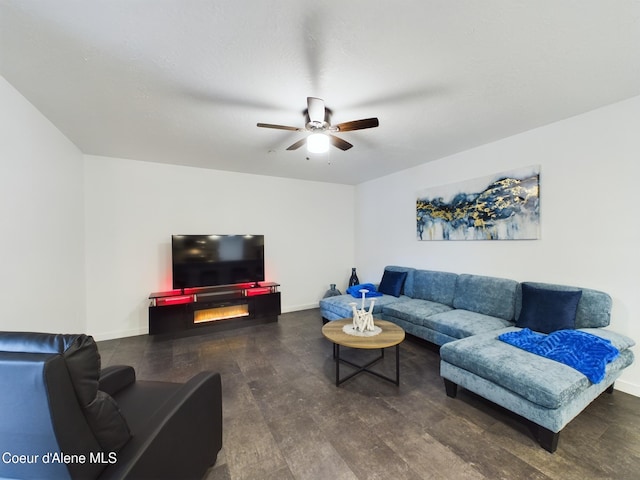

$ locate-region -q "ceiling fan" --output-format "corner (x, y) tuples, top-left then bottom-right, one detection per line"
(257, 97), (379, 152)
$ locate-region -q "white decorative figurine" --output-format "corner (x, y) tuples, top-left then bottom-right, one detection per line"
(350, 289), (376, 332)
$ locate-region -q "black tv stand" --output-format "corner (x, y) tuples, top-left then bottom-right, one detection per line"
(148, 283), (281, 336)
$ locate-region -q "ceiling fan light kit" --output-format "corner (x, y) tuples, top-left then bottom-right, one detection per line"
(257, 97), (379, 154)
(307, 133), (329, 153)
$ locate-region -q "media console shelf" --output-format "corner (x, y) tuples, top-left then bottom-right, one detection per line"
(148, 283), (281, 335)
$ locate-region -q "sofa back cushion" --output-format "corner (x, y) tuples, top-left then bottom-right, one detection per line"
(515, 282), (612, 328)
(412, 270), (458, 306)
(453, 274), (518, 320)
(383, 266), (416, 297)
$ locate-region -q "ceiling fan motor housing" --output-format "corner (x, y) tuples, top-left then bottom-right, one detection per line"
(304, 107), (333, 131)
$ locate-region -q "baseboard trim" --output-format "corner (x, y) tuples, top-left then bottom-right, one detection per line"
(614, 379), (640, 398)
(281, 304), (319, 313)
(91, 327), (147, 342)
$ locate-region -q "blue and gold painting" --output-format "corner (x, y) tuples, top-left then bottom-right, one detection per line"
(416, 166), (540, 240)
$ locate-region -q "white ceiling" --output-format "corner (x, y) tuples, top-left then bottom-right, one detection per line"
(2, 1), (639, 185)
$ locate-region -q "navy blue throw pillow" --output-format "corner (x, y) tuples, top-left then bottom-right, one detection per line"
(378, 270), (408, 297)
(516, 283), (582, 334)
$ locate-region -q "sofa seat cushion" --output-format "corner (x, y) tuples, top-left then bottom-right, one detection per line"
(440, 328), (635, 409)
(425, 309), (513, 340)
(383, 299), (453, 325)
(320, 294), (408, 320)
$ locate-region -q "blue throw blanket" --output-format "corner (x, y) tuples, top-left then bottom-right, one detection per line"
(346, 283), (383, 298)
(498, 328), (619, 384)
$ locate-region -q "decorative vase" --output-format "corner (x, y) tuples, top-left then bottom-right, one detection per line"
(348, 268), (360, 287)
(323, 284), (342, 298)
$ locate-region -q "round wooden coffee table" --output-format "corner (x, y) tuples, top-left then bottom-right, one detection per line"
(322, 318), (405, 386)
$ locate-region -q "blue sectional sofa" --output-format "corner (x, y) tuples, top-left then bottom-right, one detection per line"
(319, 266), (635, 452)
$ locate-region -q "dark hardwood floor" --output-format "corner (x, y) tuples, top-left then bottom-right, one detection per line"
(98, 309), (640, 480)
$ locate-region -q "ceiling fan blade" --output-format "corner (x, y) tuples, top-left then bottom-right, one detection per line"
(334, 117), (379, 132)
(286, 137), (308, 151)
(330, 135), (353, 151)
(257, 123), (303, 132)
(307, 97), (325, 124)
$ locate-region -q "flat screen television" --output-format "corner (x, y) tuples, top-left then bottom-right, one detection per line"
(172, 234), (265, 289)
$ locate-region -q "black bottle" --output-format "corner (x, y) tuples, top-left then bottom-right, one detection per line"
(348, 268), (360, 287)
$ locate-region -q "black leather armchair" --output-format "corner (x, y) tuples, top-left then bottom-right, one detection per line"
(0, 332), (222, 480)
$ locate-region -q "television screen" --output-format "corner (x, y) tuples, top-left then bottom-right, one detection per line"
(172, 235), (265, 289)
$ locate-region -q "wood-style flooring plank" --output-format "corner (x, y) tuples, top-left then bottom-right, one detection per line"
(98, 309), (640, 480)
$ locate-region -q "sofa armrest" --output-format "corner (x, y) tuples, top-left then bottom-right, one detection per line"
(99, 371), (223, 480)
(99, 365), (136, 396)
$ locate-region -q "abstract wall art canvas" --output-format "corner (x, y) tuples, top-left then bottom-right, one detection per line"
(416, 165), (540, 241)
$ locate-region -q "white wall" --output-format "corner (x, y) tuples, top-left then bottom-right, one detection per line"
(4, 70), (638, 396)
(354, 96), (640, 396)
(84, 156), (355, 339)
(0, 76), (86, 332)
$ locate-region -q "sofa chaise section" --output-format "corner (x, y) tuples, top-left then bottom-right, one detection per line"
(440, 282), (635, 452)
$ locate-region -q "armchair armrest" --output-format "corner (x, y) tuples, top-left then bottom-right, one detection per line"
(99, 365), (136, 396)
(99, 371), (222, 480)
